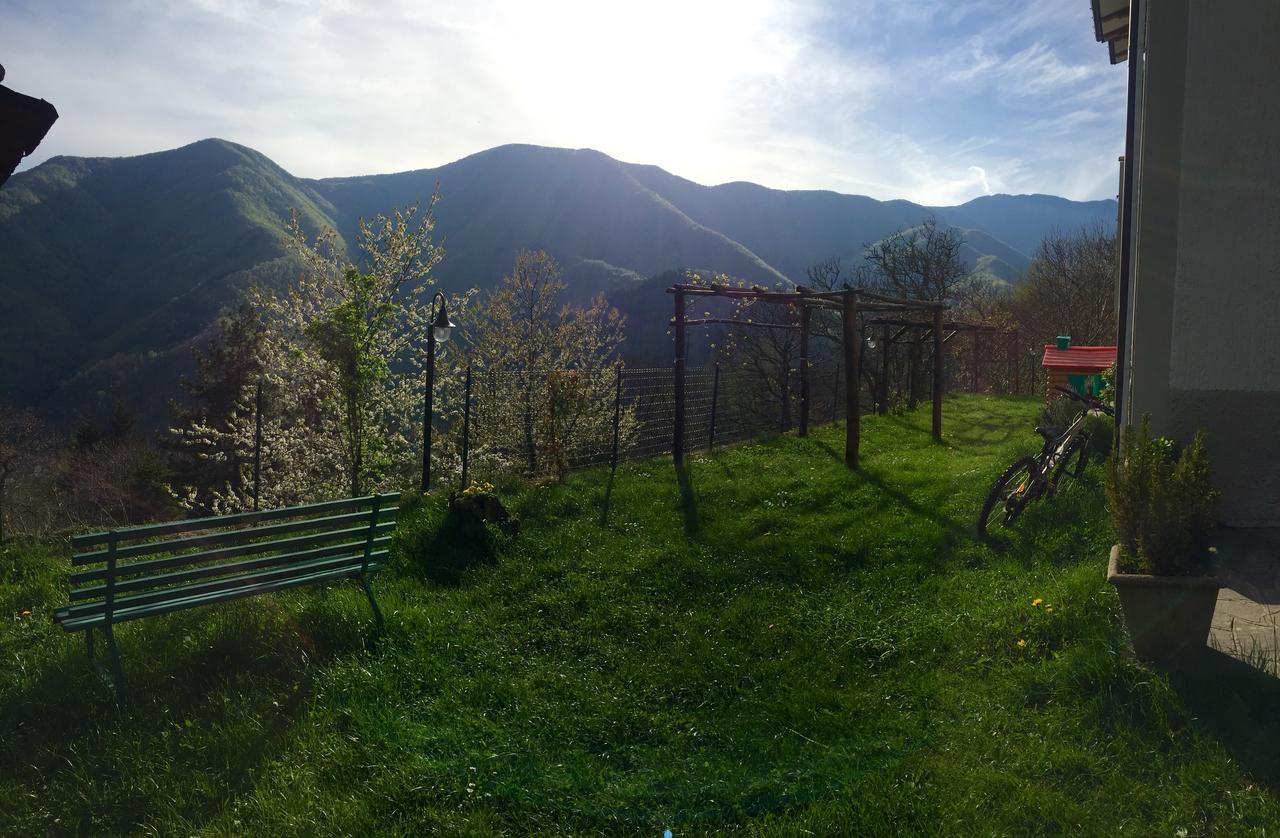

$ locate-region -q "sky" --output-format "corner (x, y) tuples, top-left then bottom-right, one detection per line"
(1, 0), (1127, 206)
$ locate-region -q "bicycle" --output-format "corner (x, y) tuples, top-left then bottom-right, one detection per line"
(977, 385), (1115, 537)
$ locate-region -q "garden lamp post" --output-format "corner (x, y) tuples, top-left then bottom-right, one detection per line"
(421, 291), (457, 491)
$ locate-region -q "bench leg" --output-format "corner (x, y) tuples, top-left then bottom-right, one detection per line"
(103, 624), (125, 702)
(361, 576), (384, 631)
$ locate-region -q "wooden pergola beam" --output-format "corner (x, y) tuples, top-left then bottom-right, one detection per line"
(685, 318), (800, 330)
(667, 280), (950, 471)
(666, 282), (945, 313)
(864, 317), (1006, 333)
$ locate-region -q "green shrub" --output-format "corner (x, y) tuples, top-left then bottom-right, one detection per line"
(1083, 413), (1113, 460)
(1037, 394), (1079, 430)
(1106, 415), (1218, 575)
(1098, 362), (1117, 405)
(392, 484), (516, 585)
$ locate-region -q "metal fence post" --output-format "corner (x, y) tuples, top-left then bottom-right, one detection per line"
(253, 378), (263, 511)
(780, 363), (790, 433)
(610, 362), (622, 471)
(832, 363), (840, 423)
(673, 291), (686, 464)
(708, 362), (720, 450)
(461, 365), (472, 487)
(799, 305), (811, 436)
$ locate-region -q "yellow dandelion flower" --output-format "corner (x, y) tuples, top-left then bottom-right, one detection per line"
(1017, 639), (1026, 648)
(1045, 606), (1054, 613)
(1031, 598), (1043, 607)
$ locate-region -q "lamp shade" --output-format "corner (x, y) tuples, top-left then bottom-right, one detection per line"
(431, 298), (457, 344)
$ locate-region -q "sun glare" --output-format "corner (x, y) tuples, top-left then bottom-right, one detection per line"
(488, 1), (787, 179)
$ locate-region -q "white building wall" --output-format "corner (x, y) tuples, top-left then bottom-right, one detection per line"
(1169, 3), (1280, 393)
(1131, 1), (1280, 525)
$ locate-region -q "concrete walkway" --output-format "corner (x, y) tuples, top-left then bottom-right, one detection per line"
(1208, 528), (1280, 675)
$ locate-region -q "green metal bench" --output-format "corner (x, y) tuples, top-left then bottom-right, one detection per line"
(56, 493), (399, 699)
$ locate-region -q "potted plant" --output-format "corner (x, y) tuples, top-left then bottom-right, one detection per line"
(1105, 416), (1222, 659)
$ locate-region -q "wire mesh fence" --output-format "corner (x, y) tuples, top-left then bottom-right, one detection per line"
(190, 327), (1033, 515)
(449, 360), (859, 486)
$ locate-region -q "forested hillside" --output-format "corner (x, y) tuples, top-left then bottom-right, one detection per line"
(0, 138), (1115, 423)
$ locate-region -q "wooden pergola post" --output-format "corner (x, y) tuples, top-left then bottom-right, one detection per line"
(798, 303), (811, 436)
(878, 324), (890, 415)
(908, 339), (921, 409)
(663, 282), (948, 470)
(1011, 329), (1021, 394)
(673, 289), (686, 464)
(842, 291), (861, 468)
(932, 307), (944, 441)
(971, 330), (980, 391)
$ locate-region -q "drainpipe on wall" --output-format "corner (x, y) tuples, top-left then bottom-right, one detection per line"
(1113, 0), (1142, 449)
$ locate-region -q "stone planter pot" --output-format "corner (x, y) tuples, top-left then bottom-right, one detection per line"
(1107, 545), (1224, 660)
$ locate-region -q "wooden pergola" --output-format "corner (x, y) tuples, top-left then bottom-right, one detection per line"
(667, 283), (948, 469)
(864, 319), (1021, 409)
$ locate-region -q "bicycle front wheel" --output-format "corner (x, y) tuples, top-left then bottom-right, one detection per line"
(1050, 436), (1089, 494)
(978, 456), (1038, 537)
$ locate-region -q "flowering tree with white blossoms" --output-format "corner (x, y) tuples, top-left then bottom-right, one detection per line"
(466, 249), (632, 481)
(170, 194), (471, 512)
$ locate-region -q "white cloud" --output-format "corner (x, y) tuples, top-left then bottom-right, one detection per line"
(968, 166), (994, 196)
(2, 0), (1128, 203)
(999, 43), (1101, 97)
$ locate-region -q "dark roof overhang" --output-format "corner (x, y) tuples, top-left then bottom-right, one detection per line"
(1091, 0), (1131, 64)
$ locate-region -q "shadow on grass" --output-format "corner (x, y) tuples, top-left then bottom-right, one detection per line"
(943, 412), (1028, 448)
(0, 598), (359, 827)
(857, 467), (975, 547)
(812, 436), (975, 547)
(597, 468), (617, 527)
(981, 469), (1109, 564)
(674, 460), (701, 538)
(401, 502), (501, 587)
(812, 438), (845, 463)
(1160, 649), (1280, 794)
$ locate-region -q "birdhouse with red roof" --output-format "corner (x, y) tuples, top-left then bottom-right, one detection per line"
(1042, 336), (1116, 399)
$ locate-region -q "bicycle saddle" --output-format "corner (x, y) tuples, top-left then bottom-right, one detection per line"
(1035, 426), (1059, 441)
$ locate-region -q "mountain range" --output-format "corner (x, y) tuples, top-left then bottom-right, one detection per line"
(0, 138), (1115, 425)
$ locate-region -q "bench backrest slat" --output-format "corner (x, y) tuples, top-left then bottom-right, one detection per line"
(68, 521), (395, 586)
(72, 505), (398, 566)
(61, 550), (391, 620)
(70, 494), (399, 549)
(66, 494), (401, 626)
(70, 530), (395, 601)
(69, 517), (396, 582)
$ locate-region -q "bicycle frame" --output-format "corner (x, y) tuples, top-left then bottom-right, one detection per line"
(1040, 409), (1091, 477)
(1014, 404), (1096, 509)
(978, 386), (1114, 536)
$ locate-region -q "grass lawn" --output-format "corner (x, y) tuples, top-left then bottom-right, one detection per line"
(3, 394), (1279, 835)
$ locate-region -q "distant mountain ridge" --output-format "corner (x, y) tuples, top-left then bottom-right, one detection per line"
(0, 139), (1116, 422)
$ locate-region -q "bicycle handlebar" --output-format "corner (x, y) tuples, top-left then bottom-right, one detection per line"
(1052, 384), (1115, 416)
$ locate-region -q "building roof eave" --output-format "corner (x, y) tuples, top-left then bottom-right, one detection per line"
(1090, 0), (1131, 64)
